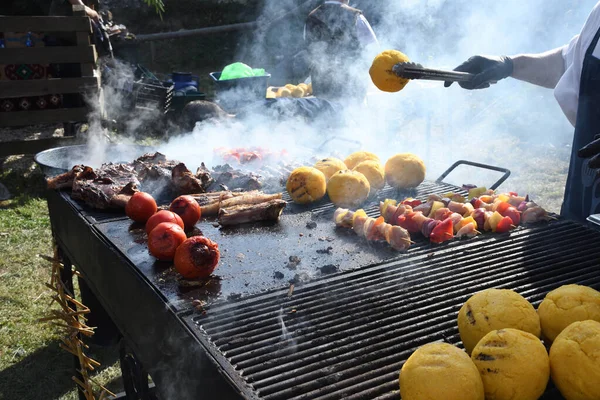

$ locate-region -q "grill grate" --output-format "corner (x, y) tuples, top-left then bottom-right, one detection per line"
(286, 180), (466, 217)
(184, 220), (600, 400)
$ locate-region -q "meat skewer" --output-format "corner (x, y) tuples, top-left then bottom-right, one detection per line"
(334, 208), (412, 251)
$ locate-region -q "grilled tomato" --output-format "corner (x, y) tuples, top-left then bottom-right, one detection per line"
(125, 192), (157, 223)
(148, 222), (187, 261)
(174, 236), (220, 279)
(146, 210), (185, 234)
(169, 195), (201, 230)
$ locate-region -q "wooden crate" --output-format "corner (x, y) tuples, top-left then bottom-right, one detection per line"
(0, 5), (100, 156)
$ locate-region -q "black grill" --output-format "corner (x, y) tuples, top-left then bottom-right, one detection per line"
(184, 220), (600, 400)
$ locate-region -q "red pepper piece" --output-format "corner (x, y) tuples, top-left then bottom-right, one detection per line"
(501, 206), (521, 226)
(495, 201), (512, 215)
(401, 199), (422, 208)
(430, 217), (454, 244)
(495, 216), (514, 233)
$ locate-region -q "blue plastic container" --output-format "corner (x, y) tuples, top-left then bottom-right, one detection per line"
(169, 72), (199, 92)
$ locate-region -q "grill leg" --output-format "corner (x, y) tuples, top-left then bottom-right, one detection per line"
(119, 340), (157, 400)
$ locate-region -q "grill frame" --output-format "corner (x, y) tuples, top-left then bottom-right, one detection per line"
(45, 172), (600, 400)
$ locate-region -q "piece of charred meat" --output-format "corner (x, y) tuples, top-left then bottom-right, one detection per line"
(199, 192), (281, 217)
(47, 165), (96, 189)
(207, 164), (262, 192)
(172, 163), (210, 194)
(218, 199), (287, 226)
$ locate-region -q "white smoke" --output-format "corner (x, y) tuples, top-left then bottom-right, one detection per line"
(92, 1), (596, 212)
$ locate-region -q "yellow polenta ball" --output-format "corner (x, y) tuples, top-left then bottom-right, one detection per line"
(400, 342), (484, 400)
(353, 160), (385, 191)
(327, 170), (370, 209)
(550, 320), (600, 400)
(457, 289), (541, 354)
(472, 329), (549, 400)
(384, 153), (426, 189)
(314, 157), (347, 181)
(369, 49), (411, 93)
(285, 166), (327, 204)
(343, 151), (380, 170)
(538, 284), (600, 343)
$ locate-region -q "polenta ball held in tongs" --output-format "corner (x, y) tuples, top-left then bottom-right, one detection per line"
(369, 49), (490, 92)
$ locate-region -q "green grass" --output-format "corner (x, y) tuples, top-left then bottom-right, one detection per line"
(0, 157), (122, 400)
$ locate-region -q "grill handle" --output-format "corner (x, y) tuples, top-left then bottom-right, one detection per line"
(436, 160), (511, 191)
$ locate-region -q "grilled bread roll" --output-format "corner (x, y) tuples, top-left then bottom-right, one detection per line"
(549, 320), (600, 400)
(537, 284), (600, 342)
(343, 151), (380, 170)
(286, 166), (327, 204)
(326, 170), (370, 209)
(384, 153), (426, 189)
(314, 157), (347, 181)
(457, 289), (541, 354)
(472, 328), (550, 400)
(400, 342), (484, 400)
(353, 160), (385, 191)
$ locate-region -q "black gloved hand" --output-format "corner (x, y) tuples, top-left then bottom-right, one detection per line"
(578, 134), (600, 169)
(444, 55), (514, 90)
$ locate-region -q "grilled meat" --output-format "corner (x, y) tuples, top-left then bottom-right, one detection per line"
(208, 164), (262, 192)
(47, 165), (96, 189)
(218, 199), (287, 226)
(172, 163), (207, 194)
(200, 192), (282, 217)
(48, 152), (214, 209)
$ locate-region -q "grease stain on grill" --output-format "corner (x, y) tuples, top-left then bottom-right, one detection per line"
(306, 221), (317, 230)
(285, 256), (301, 270)
(273, 271), (284, 280)
(316, 247), (333, 255)
(319, 264), (339, 274)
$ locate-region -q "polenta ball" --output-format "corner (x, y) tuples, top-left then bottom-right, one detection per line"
(286, 166), (327, 204)
(344, 151), (380, 170)
(550, 320), (600, 400)
(384, 153), (426, 189)
(400, 342), (484, 400)
(457, 289), (541, 354)
(314, 157), (347, 181)
(327, 170), (370, 208)
(353, 160), (385, 191)
(369, 50), (411, 93)
(537, 284), (600, 342)
(472, 329), (549, 400)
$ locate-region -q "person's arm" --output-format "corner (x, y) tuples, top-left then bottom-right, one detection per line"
(67, 0), (100, 22)
(355, 15), (379, 47)
(510, 46), (566, 89)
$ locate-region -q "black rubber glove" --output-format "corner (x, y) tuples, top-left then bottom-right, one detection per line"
(444, 55), (514, 90)
(578, 134), (600, 169)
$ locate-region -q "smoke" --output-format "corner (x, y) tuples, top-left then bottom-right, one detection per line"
(87, 1), (596, 212)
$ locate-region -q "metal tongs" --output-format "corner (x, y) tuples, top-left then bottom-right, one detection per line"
(392, 62), (476, 83)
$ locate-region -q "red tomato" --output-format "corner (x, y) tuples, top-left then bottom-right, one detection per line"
(174, 236), (220, 279)
(146, 210), (184, 234)
(148, 222), (187, 261)
(126, 192), (157, 223)
(169, 195), (202, 230)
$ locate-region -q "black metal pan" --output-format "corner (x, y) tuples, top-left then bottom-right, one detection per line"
(34, 144), (155, 176)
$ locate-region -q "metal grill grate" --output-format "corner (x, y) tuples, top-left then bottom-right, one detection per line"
(185, 220), (600, 400)
(286, 180), (466, 217)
